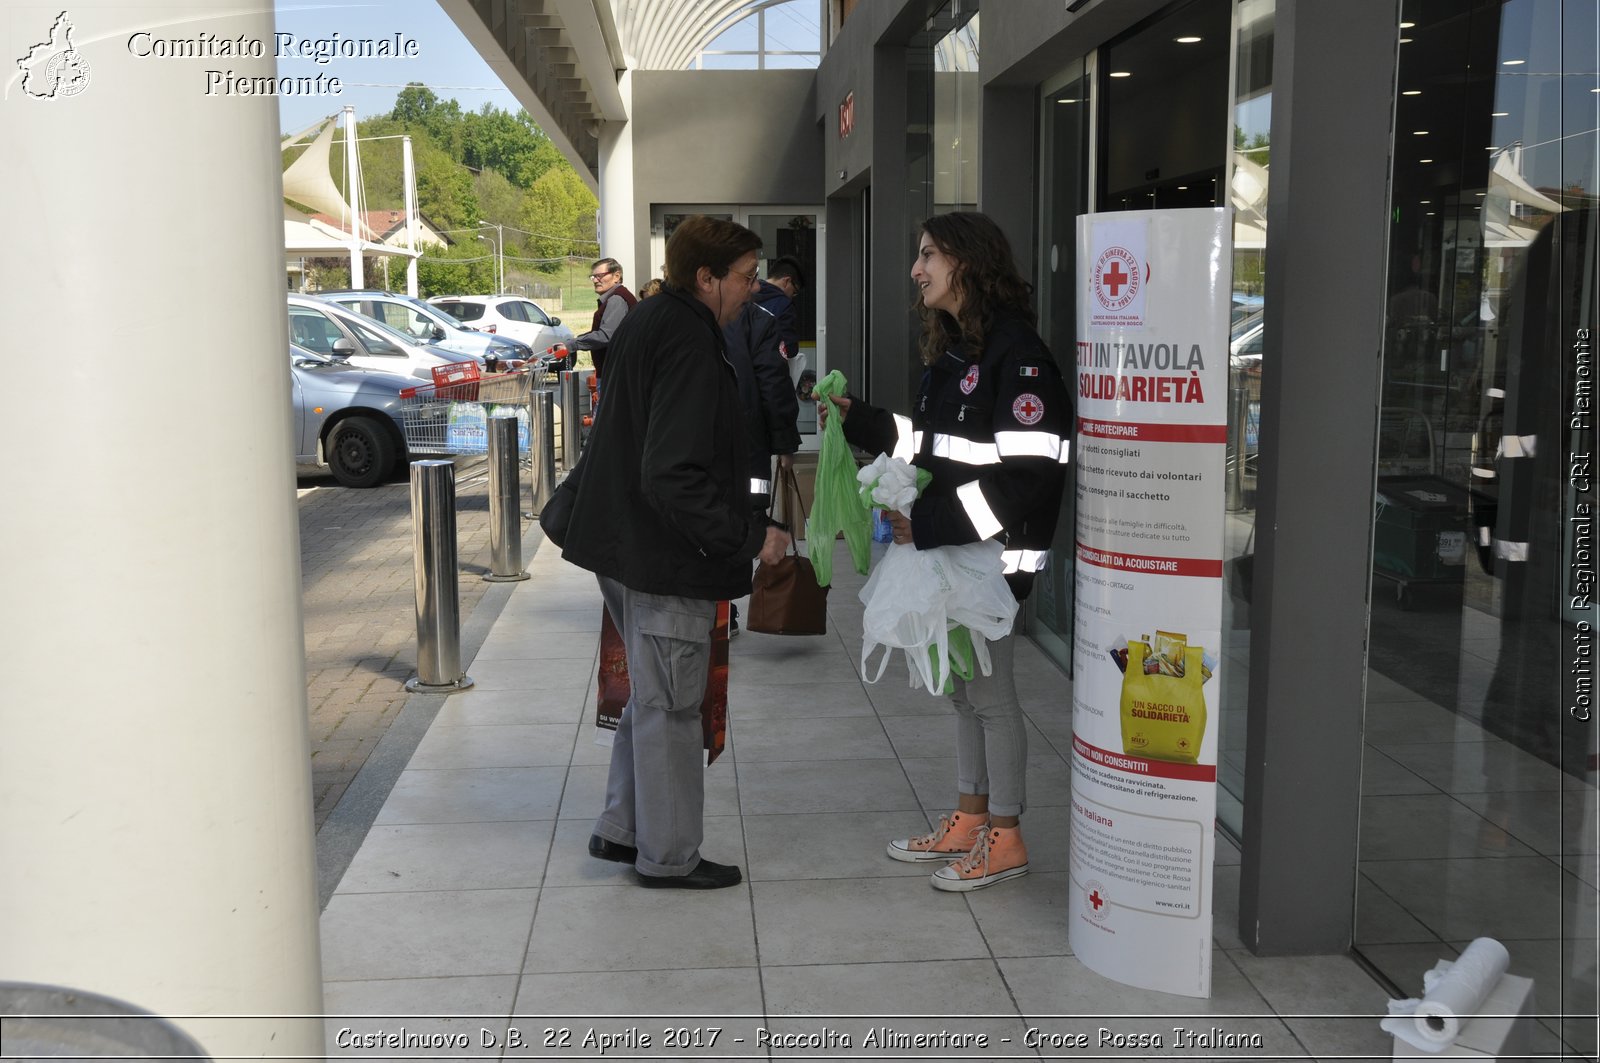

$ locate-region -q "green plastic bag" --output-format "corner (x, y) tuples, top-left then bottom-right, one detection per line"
(928, 624), (977, 694)
(807, 370), (873, 586)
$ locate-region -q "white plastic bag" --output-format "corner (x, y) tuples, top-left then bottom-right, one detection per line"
(859, 538), (1018, 694)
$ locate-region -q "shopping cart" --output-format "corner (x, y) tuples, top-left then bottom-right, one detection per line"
(398, 360), (549, 456)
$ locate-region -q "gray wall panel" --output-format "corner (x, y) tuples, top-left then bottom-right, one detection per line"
(1239, 0), (1398, 954)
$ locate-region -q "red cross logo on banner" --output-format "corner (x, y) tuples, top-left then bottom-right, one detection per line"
(1013, 393), (1044, 425)
(1103, 261), (1128, 296)
(1084, 879), (1111, 921)
(1089, 889), (1105, 910)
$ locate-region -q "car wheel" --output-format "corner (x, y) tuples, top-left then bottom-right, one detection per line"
(327, 415), (397, 488)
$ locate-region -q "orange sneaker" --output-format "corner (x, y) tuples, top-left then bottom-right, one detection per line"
(886, 811), (989, 863)
(930, 825), (1029, 891)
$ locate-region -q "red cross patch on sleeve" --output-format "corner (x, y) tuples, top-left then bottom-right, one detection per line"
(1012, 393), (1045, 425)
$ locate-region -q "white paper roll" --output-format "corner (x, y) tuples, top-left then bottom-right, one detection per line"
(1380, 937), (1511, 1053)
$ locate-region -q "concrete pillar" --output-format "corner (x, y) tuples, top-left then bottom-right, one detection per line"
(0, 5), (323, 1058)
(1238, 0), (1398, 954)
(597, 71), (638, 278)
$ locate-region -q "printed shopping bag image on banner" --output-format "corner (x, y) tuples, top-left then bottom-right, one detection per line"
(596, 603), (730, 764)
(1116, 634), (1211, 764)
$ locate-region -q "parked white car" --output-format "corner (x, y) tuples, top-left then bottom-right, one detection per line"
(287, 294), (466, 381)
(428, 295), (576, 369)
(321, 290), (540, 369)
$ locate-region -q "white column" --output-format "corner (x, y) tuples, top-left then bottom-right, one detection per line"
(0, 6), (323, 1060)
(403, 134), (419, 296)
(344, 104), (364, 288)
(597, 70), (637, 276)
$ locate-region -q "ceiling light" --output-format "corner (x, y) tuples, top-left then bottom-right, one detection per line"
(1419, 158), (1433, 163)
(1399, 21), (1415, 28)
(1109, 71), (1132, 78)
(1413, 130), (1429, 135)
(1592, 88), (1600, 93)
(1492, 111), (1510, 116)
(1426, 211), (1436, 216)
(1057, 97), (1080, 103)
(1402, 89), (1422, 96)
(1178, 185), (1188, 190)
(1476, 191), (1486, 196)
(1399, 37), (1413, 43)
(1502, 58), (1525, 65)
(1174, 36), (1202, 43)
(1420, 199), (1431, 204)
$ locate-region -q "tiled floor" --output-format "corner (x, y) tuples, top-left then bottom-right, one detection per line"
(319, 536), (1571, 1060)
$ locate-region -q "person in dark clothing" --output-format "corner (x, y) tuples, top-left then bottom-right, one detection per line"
(563, 217), (790, 890)
(756, 255), (806, 363)
(819, 212), (1072, 891)
(723, 274), (803, 635)
(575, 257), (637, 380)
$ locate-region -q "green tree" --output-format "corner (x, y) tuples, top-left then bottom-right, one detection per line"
(520, 167), (599, 264)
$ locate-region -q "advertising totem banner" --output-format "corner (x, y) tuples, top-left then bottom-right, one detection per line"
(1069, 208), (1231, 998)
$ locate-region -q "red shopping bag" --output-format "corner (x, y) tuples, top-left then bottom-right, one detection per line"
(596, 602), (729, 765)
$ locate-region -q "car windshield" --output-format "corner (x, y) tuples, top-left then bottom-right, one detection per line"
(339, 310), (425, 353)
(436, 301), (484, 323)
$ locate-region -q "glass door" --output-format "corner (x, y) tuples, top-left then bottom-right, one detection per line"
(651, 204), (826, 442)
(1029, 55), (1093, 671)
(1358, 2), (1598, 1054)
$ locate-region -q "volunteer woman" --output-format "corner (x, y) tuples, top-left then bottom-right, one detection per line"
(822, 212), (1071, 890)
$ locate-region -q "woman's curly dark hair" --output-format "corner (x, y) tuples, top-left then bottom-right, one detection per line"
(915, 212), (1035, 366)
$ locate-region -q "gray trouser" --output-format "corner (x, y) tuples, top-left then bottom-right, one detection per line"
(949, 627), (1026, 817)
(592, 575), (716, 876)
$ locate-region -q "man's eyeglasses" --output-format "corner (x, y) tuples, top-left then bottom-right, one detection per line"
(723, 265), (759, 285)
(589, 270), (617, 282)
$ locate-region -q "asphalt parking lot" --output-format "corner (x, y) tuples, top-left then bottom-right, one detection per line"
(297, 461), (502, 829)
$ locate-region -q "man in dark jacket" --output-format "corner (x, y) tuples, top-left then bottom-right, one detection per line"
(574, 257), (636, 380)
(723, 282), (802, 635)
(563, 217), (789, 890)
(754, 255), (806, 363)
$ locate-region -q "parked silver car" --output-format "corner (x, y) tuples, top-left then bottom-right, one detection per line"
(288, 294), (468, 381)
(290, 343), (413, 488)
(321, 290), (541, 369)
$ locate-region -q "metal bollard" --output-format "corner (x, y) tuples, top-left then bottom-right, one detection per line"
(559, 369), (581, 470)
(485, 414), (530, 582)
(527, 388), (556, 517)
(405, 460), (474, 692)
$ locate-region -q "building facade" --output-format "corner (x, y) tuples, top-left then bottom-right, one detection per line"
(466, 0), (1598, 1045)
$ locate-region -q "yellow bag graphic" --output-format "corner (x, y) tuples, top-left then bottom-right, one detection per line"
(1120, 641), (1207, 763)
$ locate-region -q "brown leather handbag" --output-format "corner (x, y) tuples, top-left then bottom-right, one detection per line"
(746, 464), (829, 636)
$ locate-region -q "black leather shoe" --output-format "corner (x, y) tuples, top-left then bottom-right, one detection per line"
(588, 834), (637, 864)
(637, 858), (742, 890)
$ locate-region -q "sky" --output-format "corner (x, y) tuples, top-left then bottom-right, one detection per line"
(274, 1), (521, 134)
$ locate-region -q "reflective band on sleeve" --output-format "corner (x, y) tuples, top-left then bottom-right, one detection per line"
(1494, 539), (1529, 562)
(1001, 548), (1049, 573)
(994, 430), (1067, 460)
(1471, 466), (1497, 479)
(892, 413), (916, 461)
(931, 433), (1002, 465)
(1060, 438), (1072, 463)
(1498, 434), (1538, 459)
(957, 479), (1004, 539)
(750, 478), (771, 494)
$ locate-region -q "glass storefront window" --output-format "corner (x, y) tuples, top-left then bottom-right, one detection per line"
(1360, 1), (1598, 1054)
(1218, 0), (1273, 837)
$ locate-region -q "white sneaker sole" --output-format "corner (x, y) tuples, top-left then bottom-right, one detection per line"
(886, 840), (970, 863)
(930, 863), (1030, 892)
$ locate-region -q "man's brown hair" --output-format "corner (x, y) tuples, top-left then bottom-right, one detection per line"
(664, 217), (761, 292)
